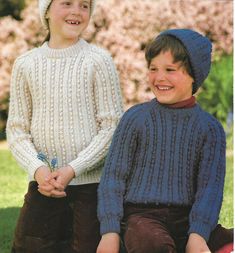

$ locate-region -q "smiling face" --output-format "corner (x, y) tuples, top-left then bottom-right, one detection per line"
(46, 0), (90, 48)
(148, 50), (194, 104)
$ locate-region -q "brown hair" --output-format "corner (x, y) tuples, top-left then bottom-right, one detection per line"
(145, 35), (193, 77)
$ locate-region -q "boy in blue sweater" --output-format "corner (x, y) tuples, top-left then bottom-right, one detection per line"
(97, 29), (233, 253)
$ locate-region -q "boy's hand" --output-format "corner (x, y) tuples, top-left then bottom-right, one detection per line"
(96, 233), (120, 253)
(186, 233), (211, 253)
(35, 166), (66, 198)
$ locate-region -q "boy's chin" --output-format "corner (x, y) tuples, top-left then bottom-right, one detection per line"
(155, 97), (174, 105)
(152, 91), (174, 105)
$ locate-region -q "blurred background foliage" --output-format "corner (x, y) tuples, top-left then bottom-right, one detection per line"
(197, 54), (233, 128)
(0, 0), (25, 20)
(0, 0), (233, 139)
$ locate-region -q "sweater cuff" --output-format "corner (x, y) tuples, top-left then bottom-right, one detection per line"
(28, 159), (47, 180)
(188, 221), (212, 241)
(100, 217), (121, 235)
(68, 160), (85, 177)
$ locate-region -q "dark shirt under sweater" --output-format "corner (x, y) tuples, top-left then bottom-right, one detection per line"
(98, 98), (226, 241)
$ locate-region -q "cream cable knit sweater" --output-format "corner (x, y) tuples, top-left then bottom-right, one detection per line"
(6, 39), (123, 185)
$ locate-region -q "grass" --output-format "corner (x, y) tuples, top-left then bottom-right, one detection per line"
(0, 150), (28, 253)
(219, 153), (233, 226)
(0, 149), (233, 253)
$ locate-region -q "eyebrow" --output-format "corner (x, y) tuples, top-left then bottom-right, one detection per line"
(166, 64), (178, 67)
(149, 63), (178, 67)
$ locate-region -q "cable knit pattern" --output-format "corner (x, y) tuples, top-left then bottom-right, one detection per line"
(98, 98), (226, 241)
(7, 39), (123, 185)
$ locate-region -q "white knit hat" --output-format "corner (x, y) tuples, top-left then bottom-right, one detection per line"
(39, 0), (96, 29)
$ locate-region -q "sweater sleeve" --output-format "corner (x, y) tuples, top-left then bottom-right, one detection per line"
(188, 118), (226, 241)
(6, 56), (46, 178)
(69, 51), (123, 176)
(97, 108), (140, 235)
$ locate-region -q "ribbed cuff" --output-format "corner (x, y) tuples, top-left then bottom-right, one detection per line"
(100, 217), (121, 235)
(188, 222), (212, 241)
(28, 159), (47, 180)
(68, 160), (84, 177)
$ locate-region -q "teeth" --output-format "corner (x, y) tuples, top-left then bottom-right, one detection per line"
(157, 86), (172, 91)
(67, 21), (80, 25)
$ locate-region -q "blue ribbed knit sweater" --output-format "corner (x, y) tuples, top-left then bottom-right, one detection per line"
(98, 98), (226, 241)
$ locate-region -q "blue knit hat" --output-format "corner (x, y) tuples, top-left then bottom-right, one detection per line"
(159, 29), (212, 94)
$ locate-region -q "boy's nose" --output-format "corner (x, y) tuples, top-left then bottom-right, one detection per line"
(155, 71), (165, 82)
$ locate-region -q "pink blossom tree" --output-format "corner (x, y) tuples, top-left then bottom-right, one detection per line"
(0, 0), (232, 135)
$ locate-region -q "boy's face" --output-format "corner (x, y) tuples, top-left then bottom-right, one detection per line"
(148, 50), (194, 104)
(46, 0), (90, 47)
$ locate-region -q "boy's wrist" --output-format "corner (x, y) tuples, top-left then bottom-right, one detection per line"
(188, 233), (206, 241)
(101, 232), (120, 246)
(189, 222), (211, 242)
(102, 232), (119, 238)
(97, 233), (120, 253)
(186, 233), (210, 253)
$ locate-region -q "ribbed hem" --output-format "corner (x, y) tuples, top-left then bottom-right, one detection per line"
(69, 167), (102, 185)
(100, 217), (121, 235)
(188, 222), (212, 241)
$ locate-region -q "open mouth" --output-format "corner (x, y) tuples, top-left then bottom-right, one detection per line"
(155, 85), (173, 91)
(66, 20), (81, 25)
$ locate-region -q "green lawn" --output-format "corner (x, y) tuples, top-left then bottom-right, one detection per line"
(0, 150), (233, 253)
(0, 150), (28, 253)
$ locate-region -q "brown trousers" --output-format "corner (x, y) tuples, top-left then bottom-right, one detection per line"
(11, 182), (101, 253)
(121, 203), (233, 253)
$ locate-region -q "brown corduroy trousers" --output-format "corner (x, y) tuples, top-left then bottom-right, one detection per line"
(121, 203), (233, 253)
(11, 182), (101, 253)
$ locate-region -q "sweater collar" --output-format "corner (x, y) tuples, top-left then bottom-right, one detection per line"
(160, 96), (196, 109)
(152, 98), (199, 116)
(39, 39), (87, 58)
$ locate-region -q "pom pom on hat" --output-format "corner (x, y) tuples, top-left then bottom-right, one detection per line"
(159, 29), (212, 94)
(39, 0), (96, 30)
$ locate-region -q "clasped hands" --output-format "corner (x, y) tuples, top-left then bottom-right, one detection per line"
(35, 165), (75, 198)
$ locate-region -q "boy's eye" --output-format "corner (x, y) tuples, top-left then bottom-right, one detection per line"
(149, 67), (157, 72)
(62, 1), (71, 5)
(166, 68), (176, 72)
